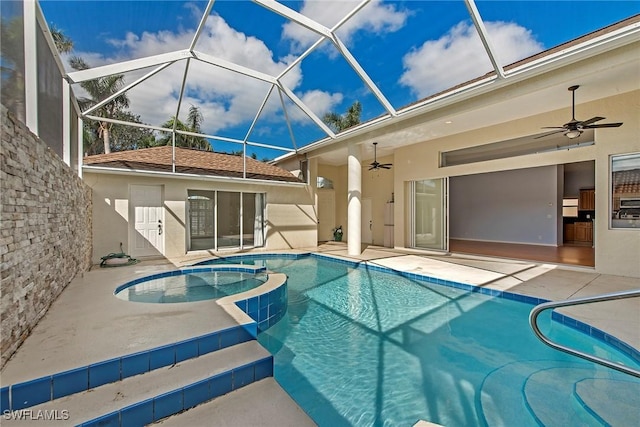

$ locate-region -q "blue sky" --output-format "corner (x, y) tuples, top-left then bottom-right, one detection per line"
(38, 0), (640, 157)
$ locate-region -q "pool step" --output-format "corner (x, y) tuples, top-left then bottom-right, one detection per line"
(1, 341), (272, 427)
(152, 377), (316, 426)
(524, 366), (640, 426)
(479, 360), (640, 427)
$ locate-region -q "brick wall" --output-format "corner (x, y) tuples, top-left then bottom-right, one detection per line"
(0, 106), (92, 368)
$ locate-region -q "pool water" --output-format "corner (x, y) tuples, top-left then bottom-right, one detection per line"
(115, 271), (267, 303)
(202, 255), (640, 427)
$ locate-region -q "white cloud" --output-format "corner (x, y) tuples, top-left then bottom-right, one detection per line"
(400, 21), (543, 98)
(69, 10), (343, 138)
(282, 0), (408, 53)
(295, 89), (343, 121)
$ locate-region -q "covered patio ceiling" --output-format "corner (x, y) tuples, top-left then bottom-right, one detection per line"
(38, 1), (640, 162)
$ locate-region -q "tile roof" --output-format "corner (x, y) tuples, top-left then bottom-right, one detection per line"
(83, 146), (302, 183)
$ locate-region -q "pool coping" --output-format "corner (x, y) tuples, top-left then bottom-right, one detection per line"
(2, 251), (637, 417)
(0, 266), (288, 414)
(113, 264), (268, 297)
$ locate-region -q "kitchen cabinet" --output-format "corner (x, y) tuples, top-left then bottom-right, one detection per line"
(574, 221), (593, 243)
(579, 189), (595, 211)
(564, 223), (575, 241)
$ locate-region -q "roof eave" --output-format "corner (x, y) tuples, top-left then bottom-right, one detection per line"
(82, 165), (306, 187)
(273, 17), (640, 163)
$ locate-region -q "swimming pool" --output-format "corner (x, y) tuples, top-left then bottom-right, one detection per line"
(114, 267), (267, 303)
(198, 255), (640, 426)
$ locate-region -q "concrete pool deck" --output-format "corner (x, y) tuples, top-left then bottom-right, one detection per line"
(2, 243), (639, 425)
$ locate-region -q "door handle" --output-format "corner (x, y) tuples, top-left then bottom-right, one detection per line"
(158, 219), (163, 235)
(370, 220), (372, 230)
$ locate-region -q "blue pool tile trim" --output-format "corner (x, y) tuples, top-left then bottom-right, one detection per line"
(183, 379), (209, 410)
(234, 280), (288, 333)
(552, 311), (640, 364)
(114, 265), (267, 295)
(120, 398), (154, 427)
(209, 370), (233, 398)
(120, 351), (149, 378)
(193, 252), (309, 268)
(1, 386), (10, 413)
(79, 356), (273, 427)
(53, 367), (89, 399)
(79, 411), (119, 427)
(89, 358), (121, 389)
(3, 265), (285, 412)
(2, 325), (256, 412)
(153, 390), (183, 421)
(10, 376), (51, 410)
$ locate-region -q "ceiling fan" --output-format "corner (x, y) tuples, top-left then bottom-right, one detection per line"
(535, 85), (623, 139)
(369, 142), (393, 170)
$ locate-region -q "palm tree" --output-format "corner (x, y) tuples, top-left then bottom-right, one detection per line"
(185, 105), (210, 150)
(50, 25), (73, 53)
(322, 101), (362, 133)
(158, 105), (211, 151)
(69, 56), (129, 154)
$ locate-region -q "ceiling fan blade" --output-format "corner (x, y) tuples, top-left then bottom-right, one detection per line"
(380, 165), (392, 169)
(534, 129), (565, 139)
(583, 122), (623, 129)
(541, 126), (566, 130)
(579, 116), (605, 126)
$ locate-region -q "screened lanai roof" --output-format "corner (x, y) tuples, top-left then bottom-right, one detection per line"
(35, 0), (640, 160)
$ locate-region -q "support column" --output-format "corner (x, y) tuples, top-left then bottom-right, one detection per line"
(347, 143), (362, 256)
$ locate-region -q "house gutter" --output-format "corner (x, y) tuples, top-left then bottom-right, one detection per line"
(82, 165), (307, 187)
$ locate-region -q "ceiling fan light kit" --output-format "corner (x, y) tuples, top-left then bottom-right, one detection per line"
(565, 129), (582, 139)
(535, 85), (623, 140)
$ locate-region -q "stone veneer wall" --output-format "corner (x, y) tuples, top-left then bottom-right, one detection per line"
(0, 105), (92, 369)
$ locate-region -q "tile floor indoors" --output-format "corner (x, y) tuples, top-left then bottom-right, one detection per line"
(2, 243), (638, 426)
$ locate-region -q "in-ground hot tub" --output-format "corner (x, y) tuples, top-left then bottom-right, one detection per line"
(114, 266), (268, 303)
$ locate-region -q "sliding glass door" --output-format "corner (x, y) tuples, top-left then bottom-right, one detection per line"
(187, 190), (215, 251)
(410, 178), (448, 251)
(188, 190), (265, 251)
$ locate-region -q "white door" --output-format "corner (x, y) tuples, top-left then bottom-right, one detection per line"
(361, 198), (372, 244)
(130, 185), (164, 257)
(317, 190), (335, 242)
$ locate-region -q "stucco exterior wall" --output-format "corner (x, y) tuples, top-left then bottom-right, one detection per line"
(393, 90), (640, 277)
(1, 107), (92, 368)
(593, 90), (640, 277)
(83, 171), (316, 264)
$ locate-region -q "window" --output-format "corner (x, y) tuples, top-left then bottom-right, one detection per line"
(611, 152), (640, 229)
(562, 198), (579, 217)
